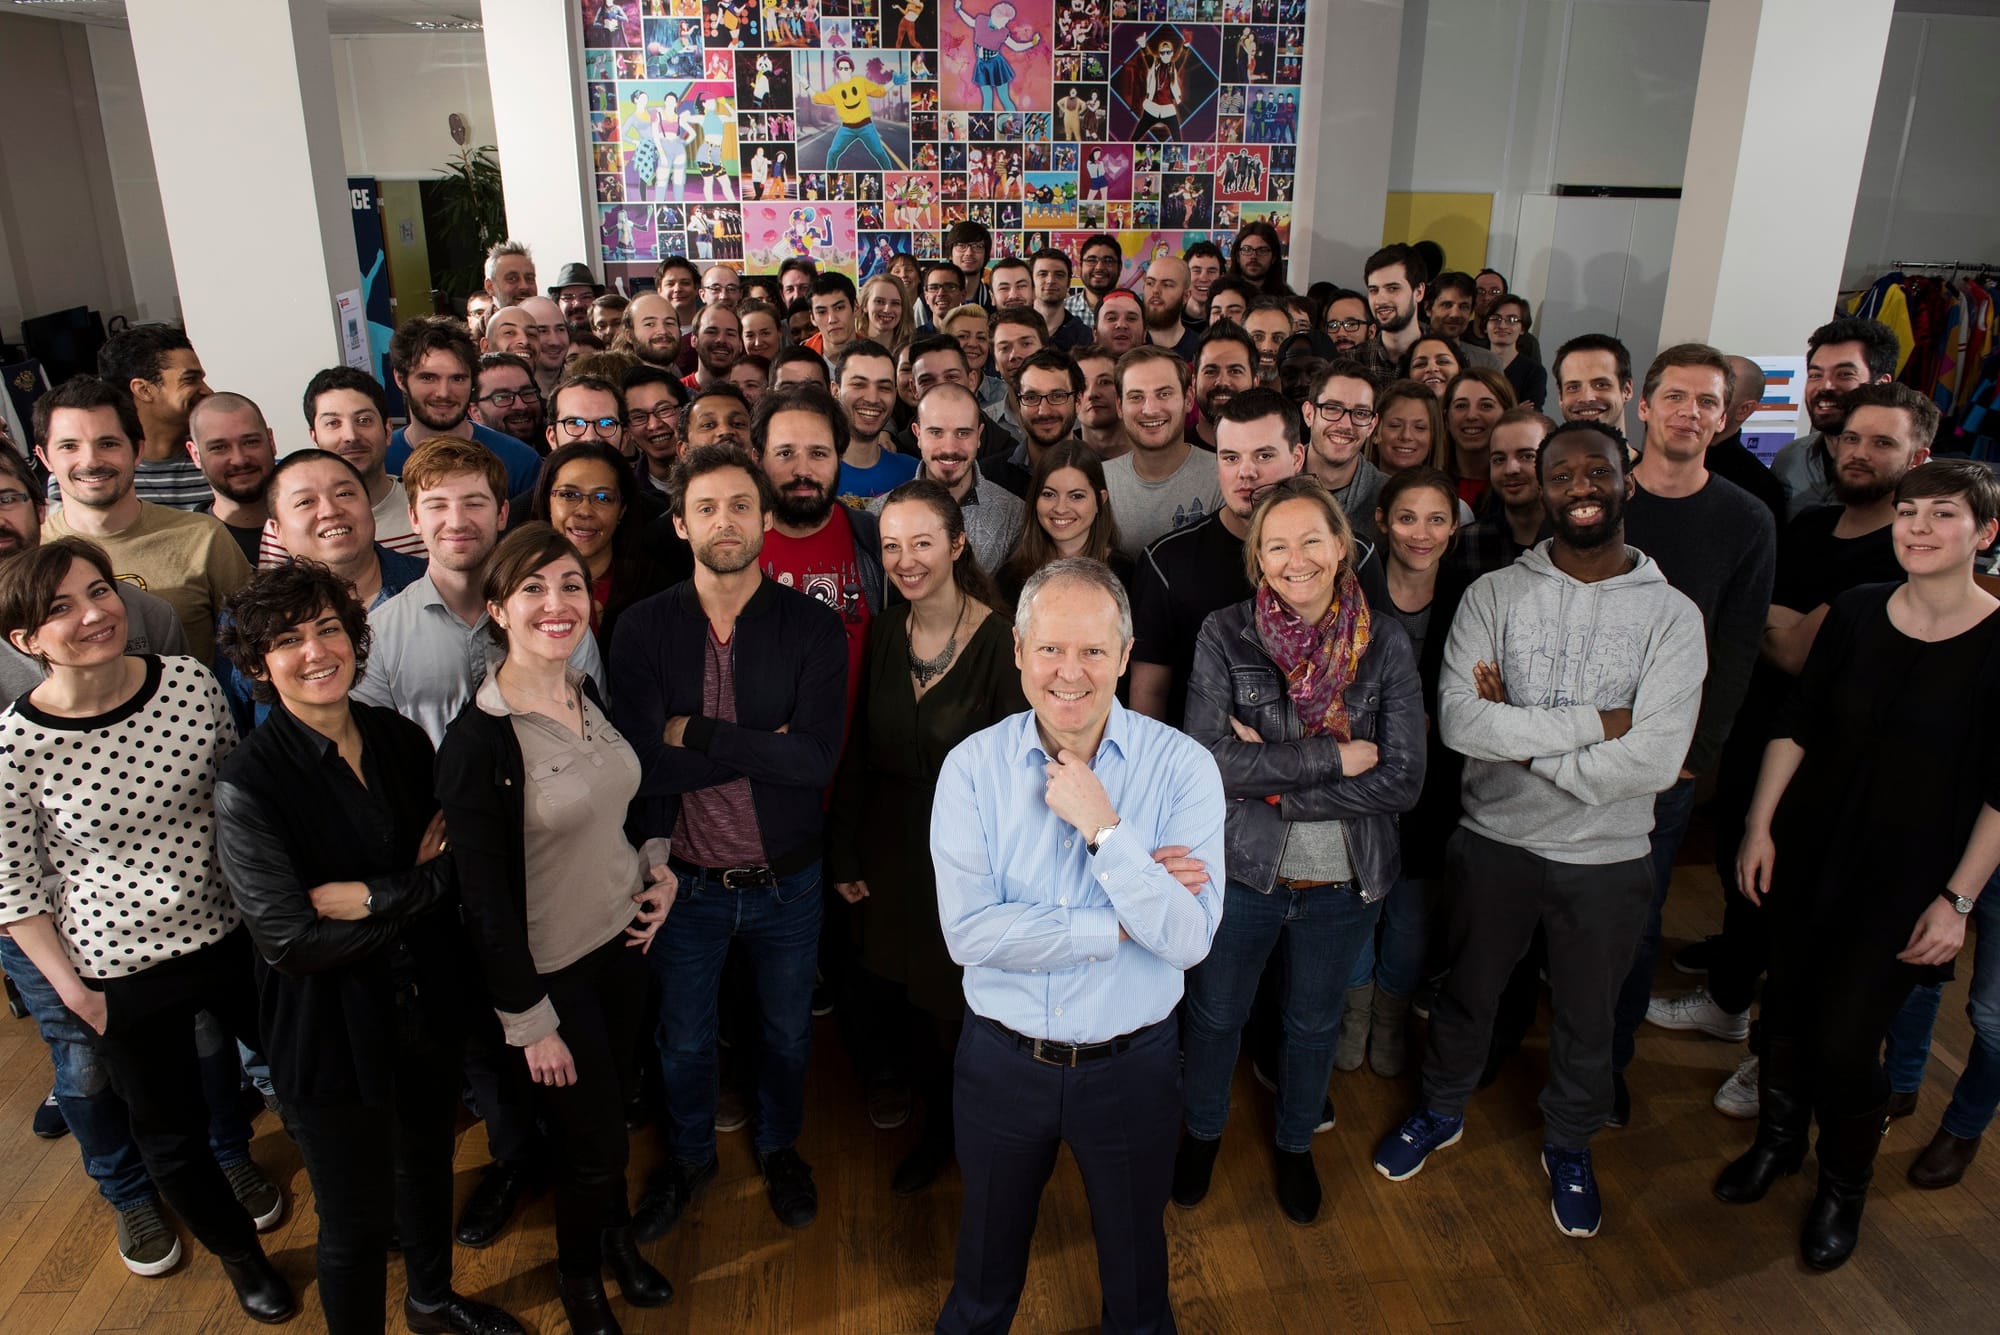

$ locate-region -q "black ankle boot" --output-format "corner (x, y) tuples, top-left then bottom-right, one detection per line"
(601, 1226), (674, 1307)
(1172, 1133), (1222, 1208)
(1801, 1101), (1888, 1271)
(556, 1273), (622, 1335)
(218, 1246), (296, 1324)
(1715, 1040), (1810, 1205)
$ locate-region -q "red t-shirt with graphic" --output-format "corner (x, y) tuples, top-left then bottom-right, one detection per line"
(760, 504), (870, 727)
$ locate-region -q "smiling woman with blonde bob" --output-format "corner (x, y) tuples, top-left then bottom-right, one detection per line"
(1177, 476), (1426, 1225)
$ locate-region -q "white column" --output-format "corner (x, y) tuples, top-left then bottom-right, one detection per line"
(1658, 0), (1896, 353)
(1293, 0), (1406, 290)
(125, 0), (356, 424)
(480, 0), (597, 276)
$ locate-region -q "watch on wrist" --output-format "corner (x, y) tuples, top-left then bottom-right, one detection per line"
(1086, 821), (1121, 854)
(1940, 888), (1975, 915)
(364, 891), (377, 917)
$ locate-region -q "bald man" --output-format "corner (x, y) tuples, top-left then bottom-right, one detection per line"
(1704, 354), (1786, 528)
(625, 292), (684, 372)
(871, 381), (1023, 573)
(187, 392), (278, 565)
(516, 295), (570, 396)
(481, 306), (532, 361)
(687, 304), (744, 390)
(1142, 255), (1202, 360)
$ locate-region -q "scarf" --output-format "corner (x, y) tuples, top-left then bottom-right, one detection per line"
(1254, 568), (1371, 741)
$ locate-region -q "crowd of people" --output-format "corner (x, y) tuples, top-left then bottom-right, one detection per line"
(1, 220), (1997, 1335)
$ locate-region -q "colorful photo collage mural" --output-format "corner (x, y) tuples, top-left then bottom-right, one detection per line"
(582, 0), (1303, 291)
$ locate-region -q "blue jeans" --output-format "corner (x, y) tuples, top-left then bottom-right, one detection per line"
(1346, 877), (1431, 999)
(0, 939), (252, 1210)
(827, 122), (895, 170)
(1611, 776), (1700, 1074)
(650, 863), (823, 1163)
(1882, 874), (2000, 1137)
(1184, 877), (1382, 1152)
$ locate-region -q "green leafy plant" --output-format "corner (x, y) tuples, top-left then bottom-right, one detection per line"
(433, 144), (505, 299)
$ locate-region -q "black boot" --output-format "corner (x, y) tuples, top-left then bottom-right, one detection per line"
(1715, 1040), (1811, 1204)
(557, 1273), (621, 1335)
(218, 1245), (297, 1324)
(601, 1226), (674, 1307)
(1171, 1132), (1222, 1208)
(1800, 1101), (1889, 1271)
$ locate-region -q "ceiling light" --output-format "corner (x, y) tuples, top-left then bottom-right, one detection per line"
(409, 18), (483, 30)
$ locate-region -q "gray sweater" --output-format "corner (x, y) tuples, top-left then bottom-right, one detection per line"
(1440, 541), (1707, 865)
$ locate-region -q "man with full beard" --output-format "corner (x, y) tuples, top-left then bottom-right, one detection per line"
(751, 384), (886, 649)
(624, 292), (686, 373)
(383, 317), (542, 499)
(1374, 420), (1705, 1244)
(1141, 255), (1202, 361)
(981, 349), (1084, 499)
(685, 303), (744, 392)
(873, 382), (1023, 575)
(187, 392), (277, 565)
(471, 352), (545, 449)
(1357, 244), (1429, 378)
(1190, 323), (1256, 450)
(1769, 317), (1901, 519)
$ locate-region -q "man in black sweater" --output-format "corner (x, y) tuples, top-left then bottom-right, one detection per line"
(1609, 344), (1776, 1125)
(611, 444), (849, 1237)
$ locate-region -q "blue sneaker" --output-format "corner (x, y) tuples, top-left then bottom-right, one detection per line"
(1373, 1108), (1464, 1181)
(1542, 1144), (1601, 1238)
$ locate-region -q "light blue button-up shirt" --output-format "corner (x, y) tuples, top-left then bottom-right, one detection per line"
(933, 699), (1226, 1044)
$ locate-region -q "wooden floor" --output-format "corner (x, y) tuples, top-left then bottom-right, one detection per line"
(2, 861), (1998, 1334)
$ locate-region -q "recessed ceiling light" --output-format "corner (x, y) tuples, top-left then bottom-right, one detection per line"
(409, 18), (483, 30)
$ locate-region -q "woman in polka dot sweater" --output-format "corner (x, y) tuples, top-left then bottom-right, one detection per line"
(0, 537), (295, 1325)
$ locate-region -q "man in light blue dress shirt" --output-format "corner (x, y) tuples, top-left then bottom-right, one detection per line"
(932, 557), (1226, 1335)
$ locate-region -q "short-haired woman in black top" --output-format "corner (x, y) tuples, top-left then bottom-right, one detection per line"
(1717, 461), (2000, 1270)
(214, 563), (523, 1335)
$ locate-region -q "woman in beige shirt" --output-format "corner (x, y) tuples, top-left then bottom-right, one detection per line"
(436, 523), (674, 1335)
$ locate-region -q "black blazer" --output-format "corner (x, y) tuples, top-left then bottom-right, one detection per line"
(214, 701), (463, 1107)
(609, 576), (849, 868)
(434, 676), (611, 1021)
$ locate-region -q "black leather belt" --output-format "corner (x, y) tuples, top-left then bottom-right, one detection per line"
(669, 845), (817, 890)
(986, 1015), (1170, 1068)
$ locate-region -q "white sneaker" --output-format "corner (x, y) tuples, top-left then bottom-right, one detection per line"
(1644, 987), (1750, 1041)
(1714, 1054), (1759, 1119)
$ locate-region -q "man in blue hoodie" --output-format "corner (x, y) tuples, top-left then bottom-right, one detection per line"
(1371, 420), (1706, 1241)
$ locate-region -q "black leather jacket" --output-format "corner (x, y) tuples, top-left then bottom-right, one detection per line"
(1183, 598), (1425, 900)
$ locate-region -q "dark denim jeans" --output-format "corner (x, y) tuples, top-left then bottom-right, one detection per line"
(1184, 877), (1382, 1152)
(0, 937), (252, 1212)
(1882, 875), (2000, 1138)
(1612, 776), (1700, 1074)
(650, 863), (823, 1163)
(1346, 876), (1432, 999)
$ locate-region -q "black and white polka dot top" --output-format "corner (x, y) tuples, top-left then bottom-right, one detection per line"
(0, 656), (241, 979)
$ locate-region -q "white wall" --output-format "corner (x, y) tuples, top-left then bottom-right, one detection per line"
(1383, 1), (2000, 299)
(0, 13), (138, 340)
(332, 32), (496, 181)
(85, 25), (178, 324)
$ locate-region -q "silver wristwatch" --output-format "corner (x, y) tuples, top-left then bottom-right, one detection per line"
(1940, 888), (1975, 915)
(1086, 822), (1121, 855)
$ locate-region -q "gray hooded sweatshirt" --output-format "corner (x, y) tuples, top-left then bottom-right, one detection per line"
(1439, 540), (1707, 866)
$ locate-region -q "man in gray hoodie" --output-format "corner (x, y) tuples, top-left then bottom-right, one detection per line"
(1371, 420), (1706, 1241)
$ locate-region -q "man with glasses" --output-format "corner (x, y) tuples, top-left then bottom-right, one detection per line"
(1030, 247), (1094, 348)
(946, 220), (994, 309)
(919, 263), (966, 332)
(700, 264), (744, 310)
(1473, 269), (1509, 323)
(1228, 226), (1284, 296)
(1078, 234), (1124, 318)
(471, 352), (544, 447)
(545, 375), (627, 454)
(1321, 288), (1374, 354)
(982, 349), (1084, 499)
(548, 262), (602, 339)
(1301, 359), (1385, 547)
(624, 366), (689, 504)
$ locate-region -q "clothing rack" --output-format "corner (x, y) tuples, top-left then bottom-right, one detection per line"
(1891, 260), (1998, 273)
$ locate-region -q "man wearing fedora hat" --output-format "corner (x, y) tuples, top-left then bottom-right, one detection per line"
(548, 262), (603, 340)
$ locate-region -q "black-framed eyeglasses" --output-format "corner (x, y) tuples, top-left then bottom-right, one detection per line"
(1235, 243), (1273, 258)
(1018, 391), (1075, 409)
(1310, 401), (1377, 426)
(478, 387), (542, 407)
(1326, 318), (1369, 333)
(557, 416), (623, 437)
(626, 406), (680, 427)
(550, 486), (622, 508)
(1488, 313), (1525, 327)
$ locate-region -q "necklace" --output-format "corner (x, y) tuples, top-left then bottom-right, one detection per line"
(500, 668), (578, 713)
(908, 600), (966, 688)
